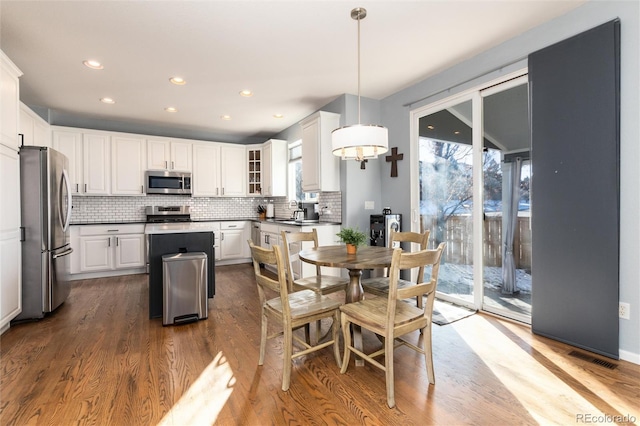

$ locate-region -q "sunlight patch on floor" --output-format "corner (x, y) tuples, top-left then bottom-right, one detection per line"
(158, 351), (235, 426)
(453, 316), (607, 424)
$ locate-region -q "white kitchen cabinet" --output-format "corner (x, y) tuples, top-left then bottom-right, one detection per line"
(111, 135), (145, 195)
(72, 224), (145, 277)
(83, 133), (110, 195)
(220, 221), (249, 260)
(147, 138), (192, 171)
(52, 129), (83, 194)
(192, 143), (220, 197)
(19, 103), (50, 148)
(262, 139), (287, 197)
(1, 51), (22, 151)
(0, 144), (22, 331)
(300, 111), (341, 192)
(220, 145), (247, 197)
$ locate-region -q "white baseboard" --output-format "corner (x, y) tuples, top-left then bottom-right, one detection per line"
(619, 349), (640, 365)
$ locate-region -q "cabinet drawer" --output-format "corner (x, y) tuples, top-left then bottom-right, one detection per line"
(78, 224), (144, 236)
(220, 221), (245, 230)
(260, 223), (279, 233)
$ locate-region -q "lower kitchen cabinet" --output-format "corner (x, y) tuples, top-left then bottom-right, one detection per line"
(70, 224), (145, 278)
(220, 221), (249, 261)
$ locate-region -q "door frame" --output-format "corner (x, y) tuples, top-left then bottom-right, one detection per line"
(409, 69), (528, 313)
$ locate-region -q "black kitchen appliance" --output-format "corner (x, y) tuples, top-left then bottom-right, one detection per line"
(370, 213), (402, 248)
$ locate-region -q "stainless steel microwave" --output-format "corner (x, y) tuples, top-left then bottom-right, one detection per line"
(145, 170), (192, 195)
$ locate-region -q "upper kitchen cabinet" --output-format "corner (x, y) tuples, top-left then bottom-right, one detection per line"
(1, 51), (22, 150)
(19, 103), (51, 148)
(52, 127), (111, 196)
(147, 138), (192, 172)
(220, 144), (247, 197)
(247, 145), (262, 195)
(192, 143), (220, 197)
(111, 135), (145, 195)
(192, 143), (246, 197)
(52, 128), (83, 194)
(300, 111), (340, 192)
(82, 133), (110, 195)
(262, 139), (287, 197)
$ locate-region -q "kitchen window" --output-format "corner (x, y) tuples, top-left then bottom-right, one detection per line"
(288, 140), (317, 202)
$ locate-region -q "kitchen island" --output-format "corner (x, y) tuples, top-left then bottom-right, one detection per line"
(145, 223), (216, 319)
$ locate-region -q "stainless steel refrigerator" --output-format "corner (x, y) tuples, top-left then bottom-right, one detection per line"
(15, 146), (73, 320)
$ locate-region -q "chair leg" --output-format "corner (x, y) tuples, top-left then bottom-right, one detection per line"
(332, 310), (342, 368)
(313, 319), (321, 346)
(423, 325), (435, 385)
(384, 332), (396, 408)
(259, 312), (268, 365)
(340, 313), (351, 373)
(304, 323), (311, 345)
(282, 326), (293, 391)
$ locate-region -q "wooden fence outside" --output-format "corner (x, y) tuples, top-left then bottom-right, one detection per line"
(422, 215), (531, 271)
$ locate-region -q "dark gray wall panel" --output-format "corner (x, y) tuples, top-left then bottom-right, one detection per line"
(529, 20), (620, 359)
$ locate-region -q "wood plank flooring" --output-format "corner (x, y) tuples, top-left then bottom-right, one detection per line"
(1, 264), (639, 425)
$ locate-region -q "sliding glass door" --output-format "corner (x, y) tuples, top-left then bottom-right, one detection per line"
(412, 73), (532, 322)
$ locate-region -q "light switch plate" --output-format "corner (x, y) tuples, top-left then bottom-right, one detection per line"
(364, 201), (374, 210)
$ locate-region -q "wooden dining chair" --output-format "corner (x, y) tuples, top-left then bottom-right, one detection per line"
(340, 242), (445, 408)
(361, 230), (430, 308)
(248, 241), (343, 391)
(281, 229), (349, 295)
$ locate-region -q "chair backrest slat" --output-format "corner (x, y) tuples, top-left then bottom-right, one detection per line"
(281, 229), (322, 289)
(386, 230), (430, 278)
(248, 240), (291, 316)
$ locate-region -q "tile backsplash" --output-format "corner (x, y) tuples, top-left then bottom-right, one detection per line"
(71, 192), (342, 224)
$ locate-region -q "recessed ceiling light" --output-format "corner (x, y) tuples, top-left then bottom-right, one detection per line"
(83, 60), (103, 70)
(221, 115), (232, 120)
(427, 125), (435, 130)
(239, 90), (253, 97)
(165, 107), (178, 113)
(273, 114), (284, 119)
(100, 97), (115, 104)
(454, 131), (461, 135)
(170, 77), (186, 85)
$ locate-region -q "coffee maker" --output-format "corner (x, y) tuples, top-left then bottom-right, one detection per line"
(370, 212), (402, 248)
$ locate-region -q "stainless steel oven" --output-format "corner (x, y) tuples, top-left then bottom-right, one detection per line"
(145, 170), (192, 195)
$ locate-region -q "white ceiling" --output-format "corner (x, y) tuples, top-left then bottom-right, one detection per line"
(0, 0), (585, 144)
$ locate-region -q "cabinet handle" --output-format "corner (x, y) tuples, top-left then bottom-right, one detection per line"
(116, 237), (119, 246)
(221, 232), (224, 241)
(222, 187), (225, 196)
(84, 184), (87, 192)
(108, 238), (111, 247)
(76, 183), (79, 192)
(19, 133), (24, 148)
(107, 229), (119, 232)
(228, 225), (237, 228)
(216, 188), (219, 196)
(141, 185), (144, 193)
(165, 160), (168, 169)
(171, 161), (174, 169)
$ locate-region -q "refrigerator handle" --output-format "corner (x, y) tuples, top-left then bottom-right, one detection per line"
(53, 247), (74, 259)
(61, 169), (73, 232)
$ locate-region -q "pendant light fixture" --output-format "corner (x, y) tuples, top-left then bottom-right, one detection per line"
(332, 7), (389, 162)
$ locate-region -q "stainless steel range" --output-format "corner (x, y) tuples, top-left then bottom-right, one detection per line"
(145, 205), (191, 223)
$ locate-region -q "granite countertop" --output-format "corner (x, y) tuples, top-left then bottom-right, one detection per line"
(72, 218), (342, 227)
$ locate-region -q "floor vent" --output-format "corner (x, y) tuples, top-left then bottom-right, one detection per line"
(568, 350), (617, 370)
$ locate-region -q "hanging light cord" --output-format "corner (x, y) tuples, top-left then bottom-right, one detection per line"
(356, 10), (361, 125)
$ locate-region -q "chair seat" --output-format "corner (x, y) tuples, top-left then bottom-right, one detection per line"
(292, 275), (348, 295)
(267, 289), (343, 319)
(340, 297), (425, 332)
(361, 277), (414, 297)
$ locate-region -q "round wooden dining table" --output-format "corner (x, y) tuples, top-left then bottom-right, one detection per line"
(298, 245), (396, 303)
(298, 245), (396, 367)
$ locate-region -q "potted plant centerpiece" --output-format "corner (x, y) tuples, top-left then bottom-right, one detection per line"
(336, 227), (367, 254)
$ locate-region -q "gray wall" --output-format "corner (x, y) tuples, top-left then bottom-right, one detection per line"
(378, 0), (639, 361)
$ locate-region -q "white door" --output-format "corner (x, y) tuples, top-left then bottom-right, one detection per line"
(220, 229), (245, 259)
(80, 236), (112, 272)
(301, 119), (320, 191)
(114, 234), (145, 269)
(220, 145), (246, 196)
(170, 141), (192, 171)
(112, 136), (145, 195)
(83, 133), (110, 195)
(53, 130), (82, 194)
(147, 139), (170, 170)
(192, 144), (220, 196)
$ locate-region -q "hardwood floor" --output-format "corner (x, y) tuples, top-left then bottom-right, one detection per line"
(1, 264), (638, 425)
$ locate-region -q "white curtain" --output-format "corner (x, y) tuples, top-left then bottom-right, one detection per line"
(501, 157), (522, 294)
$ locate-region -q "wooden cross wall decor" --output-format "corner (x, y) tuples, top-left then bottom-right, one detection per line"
(385, 147), (404, 177)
